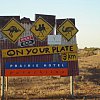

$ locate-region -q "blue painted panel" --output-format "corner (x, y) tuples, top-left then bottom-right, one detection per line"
(5, 62), (68, 69)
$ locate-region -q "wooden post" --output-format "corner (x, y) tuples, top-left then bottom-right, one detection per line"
(5, 77), (8, 92)
(1, 76), (3, 98)
(1, 75), (5, 100)
(5, 77), (8, 100)
(70, 76), (74, 97)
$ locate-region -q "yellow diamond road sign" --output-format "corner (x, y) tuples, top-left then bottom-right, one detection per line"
(30, 17), (53, 41)
(1, 18), (25, 43)
(57, 19), (78, 41)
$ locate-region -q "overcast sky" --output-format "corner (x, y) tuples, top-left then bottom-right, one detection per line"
(0, 0), (100, 48)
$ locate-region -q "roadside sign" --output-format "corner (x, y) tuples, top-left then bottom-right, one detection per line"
(1, 18), (25, 43)
(30, 17), (53, 41)
(5, 62), (68, 76)
(57, 19), (78, 41)
(48, 35), (62, 45)
(0, 15), (79, 77)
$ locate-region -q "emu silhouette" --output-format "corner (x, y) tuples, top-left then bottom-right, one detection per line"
(62, 26), (74, 36)
(34, 24), (46, 36)
(3, 26), (21, 38)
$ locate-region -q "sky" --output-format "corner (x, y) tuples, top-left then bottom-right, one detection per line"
(0, 0), (100, 48)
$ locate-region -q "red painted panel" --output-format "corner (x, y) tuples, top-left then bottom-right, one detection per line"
(5, 68), (68, 76)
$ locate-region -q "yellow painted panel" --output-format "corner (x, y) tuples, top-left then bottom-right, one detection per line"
(61, 52), (78, 61)
(2, 45), (78, 58)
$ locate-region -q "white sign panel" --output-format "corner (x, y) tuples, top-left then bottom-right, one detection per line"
(48, 35), (62, 45)
(61, 35), (77, 45)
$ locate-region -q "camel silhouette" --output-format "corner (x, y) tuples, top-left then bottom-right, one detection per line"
(34, 24), (47, 36)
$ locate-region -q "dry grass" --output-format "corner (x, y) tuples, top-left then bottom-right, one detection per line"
(6, 76), (70, 99)
(0, 53), (100, 99)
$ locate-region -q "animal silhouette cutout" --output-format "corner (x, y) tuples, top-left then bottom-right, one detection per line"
(34, 24), (47, 36)
(62, 26), (74, 36)
(3, 26), (21, 38)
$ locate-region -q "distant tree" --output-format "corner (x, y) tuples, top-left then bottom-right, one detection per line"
(84, 47), (88, 50)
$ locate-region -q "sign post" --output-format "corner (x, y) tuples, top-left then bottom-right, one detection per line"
(70, 76), (74, 97)
(1, 75), (5, 100)
(5, 77), (8, 92)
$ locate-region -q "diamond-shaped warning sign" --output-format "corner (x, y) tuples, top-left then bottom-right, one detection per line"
(30, 17), (53, 41)
(1, 18), (25, 43)
(57, 19), (78, 41)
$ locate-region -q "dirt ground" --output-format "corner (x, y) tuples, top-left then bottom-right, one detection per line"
(0, 54), (100, 99)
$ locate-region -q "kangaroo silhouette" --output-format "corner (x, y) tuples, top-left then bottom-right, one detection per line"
(3, 26), (21, 38)
(35, 24), (46, 36)
(62, 26), (74, 36)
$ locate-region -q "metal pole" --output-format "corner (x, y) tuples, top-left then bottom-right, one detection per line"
(70, 76), (74, 97)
